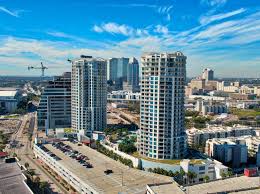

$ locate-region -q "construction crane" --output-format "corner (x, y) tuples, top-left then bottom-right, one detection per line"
(28, 62), (48, 77)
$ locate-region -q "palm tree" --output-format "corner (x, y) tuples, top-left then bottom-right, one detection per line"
(39, 181), (48, 194)
(24, 162), (29, 169)
(27, 169), (36, 181)
(34, 176), (40, 185)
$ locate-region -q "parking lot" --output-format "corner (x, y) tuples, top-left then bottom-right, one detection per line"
(44, 141), (180, 194)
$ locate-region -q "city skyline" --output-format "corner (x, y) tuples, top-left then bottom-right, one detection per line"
(0, 0), (260, 78)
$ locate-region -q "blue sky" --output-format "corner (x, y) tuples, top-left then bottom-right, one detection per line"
(0, 0), (260, 77)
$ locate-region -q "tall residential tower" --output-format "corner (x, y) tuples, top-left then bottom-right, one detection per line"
(138, 52), (187, 159)
(71, 55), (107, 137)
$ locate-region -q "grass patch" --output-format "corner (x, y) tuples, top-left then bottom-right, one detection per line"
(131, 152), (204, 165)
(230, 108), (260, 118)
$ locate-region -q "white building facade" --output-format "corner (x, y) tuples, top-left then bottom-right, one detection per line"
(138, 52), (187, 159)
(71, 56), (107, 137)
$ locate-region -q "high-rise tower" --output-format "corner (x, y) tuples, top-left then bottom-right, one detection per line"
(71, 55), (107, 137)
(138, 52), (187, 159)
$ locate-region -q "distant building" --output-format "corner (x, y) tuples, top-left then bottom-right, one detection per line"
(138, 52), (187, 159)
(217, 81), (240, 93)
(107, 57), (129, 90)
(202, 68), (214, 81)
(187, 125), (254, 147)
(195, 99), (228, 115)
(190, 78), (206, 90)
(205, 138), (248, 168)
(229, 93), (256, 100)
(254, 86), (260, 96)
(107, 90), (140, 102)
(37, 72), (71, 131)
(123, 57), (140, 92)
(71, 56), (107, 137)
(0, 88), (22, 113)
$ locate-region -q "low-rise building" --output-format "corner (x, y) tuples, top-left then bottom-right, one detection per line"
(254, 86), (260, 97)
(0, 89), (22, 113)
(187, 125), (254, 148)
(195, 99), (228, 115)
(205, 138), (248, 168)
(229, 93), (257, 100)
(180, 159), (228, 183)
(206, 136), (260, 167)
(107, 90), (141, 102)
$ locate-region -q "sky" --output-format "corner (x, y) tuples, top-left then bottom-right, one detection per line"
(0, 0), (260, 78)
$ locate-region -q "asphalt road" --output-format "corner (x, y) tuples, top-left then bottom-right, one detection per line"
(6, 113), (68, 194)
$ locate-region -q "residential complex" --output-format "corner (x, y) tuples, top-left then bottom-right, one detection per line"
(187, 125), (254, 147)
(206, 136), (260, 167)
(205, 138), (248, 168)
(71, 56), (107, 137)
(195, 99), (228, 115)
(138, 52), (187, 159)
(37, 72), (71, 131)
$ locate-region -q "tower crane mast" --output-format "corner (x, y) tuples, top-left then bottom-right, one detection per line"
(28, 62), (48, 77)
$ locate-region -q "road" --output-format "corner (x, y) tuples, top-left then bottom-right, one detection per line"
(6, 113), (68, 194)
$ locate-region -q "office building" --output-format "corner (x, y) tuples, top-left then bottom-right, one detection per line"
(71, 56), (107, 137)
(202, 68), (214, 81)
(123, 57), (140, 92)
(107, 57), (129, 89)
(187, 125), (254, 147)
(37, 72), (71, 131)
(138, 52), (187, 159)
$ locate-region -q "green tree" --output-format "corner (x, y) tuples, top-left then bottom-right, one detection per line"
(39, 181), (49, 194)
(203, 175), (209, 182)
(220, 172), (226, 178)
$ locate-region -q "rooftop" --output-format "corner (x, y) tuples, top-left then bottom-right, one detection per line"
(0, 90), (18, 97)
(186, 176), (260, 194)
(44, 141), (180, 194)
(147, 176), (260, 194)
(187, 124), (253, 135)
(0, 162), (32, 194)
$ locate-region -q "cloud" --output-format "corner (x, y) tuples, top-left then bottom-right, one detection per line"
(92, 22), (149, 37)
(157, 5), (173, 21)
(1, 8), (260, 77)
(154, 25), (169, 35)
(200, 0), (228, 7)
(0, 6), (20, 17)
(93, 22), (134, 36)
(199, 8), (246, 25)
